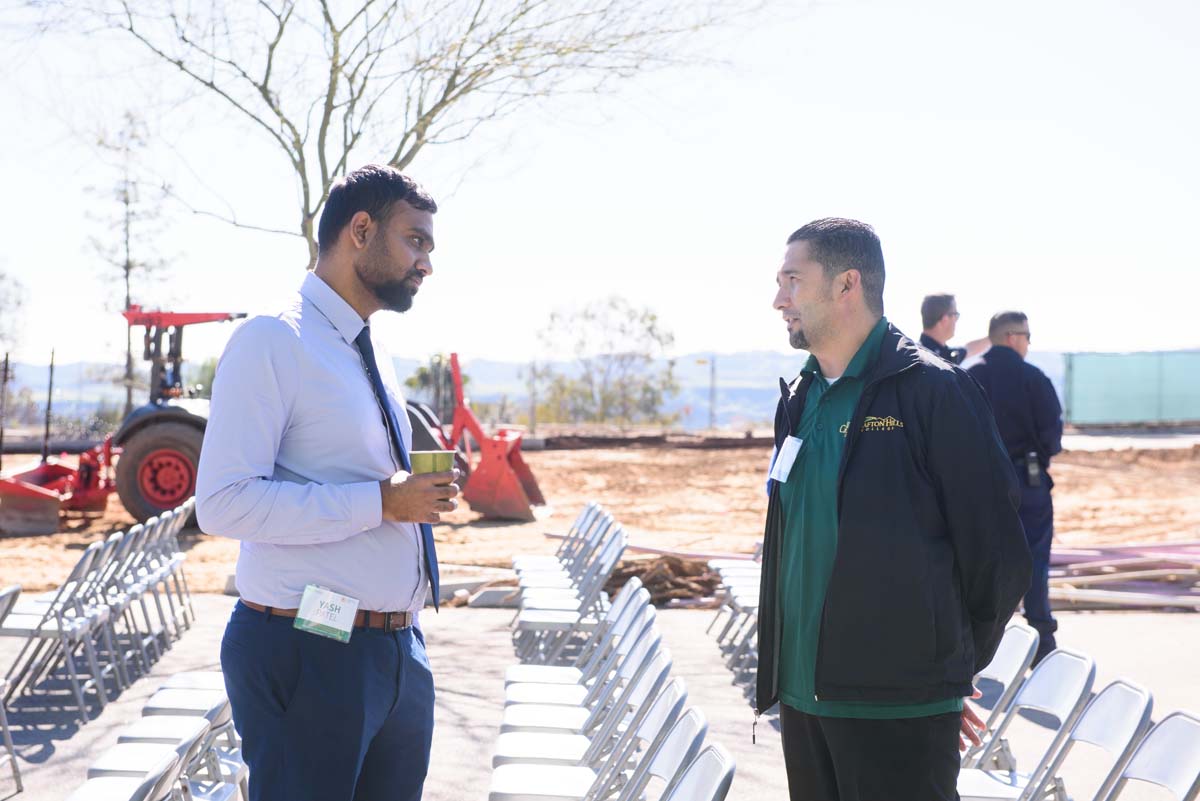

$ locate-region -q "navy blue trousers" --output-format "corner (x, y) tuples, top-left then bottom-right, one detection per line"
(221, 601), (434, 801)
(1019, 483), (1057, 660)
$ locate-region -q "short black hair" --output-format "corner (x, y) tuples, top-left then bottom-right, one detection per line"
(988, 310), (1028, 341)
(317, 164), (437, 254)
(787, 218), (885, 316)
(921, 293), (956, 330)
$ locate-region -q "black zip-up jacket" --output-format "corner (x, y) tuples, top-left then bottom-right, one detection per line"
(755, 324), (1032, 714)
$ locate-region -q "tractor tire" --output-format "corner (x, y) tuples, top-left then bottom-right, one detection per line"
(116, 422), (204, 523)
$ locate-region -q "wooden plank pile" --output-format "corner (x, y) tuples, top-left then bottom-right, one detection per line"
(604, 556), (722, 607)
(1049, 541), (1200, 611)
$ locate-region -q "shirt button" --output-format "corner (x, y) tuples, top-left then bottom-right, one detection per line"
(816, 423), (825, 431)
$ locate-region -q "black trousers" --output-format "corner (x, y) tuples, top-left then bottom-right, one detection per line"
(780, 704), (961, 801)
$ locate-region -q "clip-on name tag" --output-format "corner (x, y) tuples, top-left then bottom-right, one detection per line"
(769, 436), (803, 483)
(295, 584), (360, 643)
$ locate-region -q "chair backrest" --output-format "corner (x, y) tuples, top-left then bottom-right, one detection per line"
(1025, 679), (1153, 801)
(582, 590), (653, 688)
(644, 709), (710, 800)
(977, 623), (1039, 717)
(661, 743), (736, 801)
(0, 584), (21, 625)
(575, 527), (627, 612)
(87, 530), (126, 597)
(976, 648), (1095, 769)
(612, 678), (690, 801)
(148, 511), (174, 559)
(565, 512), (615, 579)
(583, 629), (662, 731)
(102, 525), (142, 591)
(587, 656), (679, 793)
(963, 623), (1041, 767)
(37, 540), (104, 620)
(558, 502), (601, 558)
(128, 516), (161, 572)
(1106, 711), (1200, 801)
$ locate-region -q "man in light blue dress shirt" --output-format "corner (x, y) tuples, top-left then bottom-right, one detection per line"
(196, 164), (460, 801)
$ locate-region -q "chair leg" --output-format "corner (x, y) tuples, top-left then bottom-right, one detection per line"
(81, 633), (109, 709)
(136, 593), (165, 661)
(0, 697), (22, 793)
(60, 642), (90, 724)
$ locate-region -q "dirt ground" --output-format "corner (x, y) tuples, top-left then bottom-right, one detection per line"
(3, 444), (1199, 593)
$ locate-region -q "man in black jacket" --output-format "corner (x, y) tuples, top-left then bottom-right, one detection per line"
(968, 312), (1064, 664)
(758, 218), (1032, 801)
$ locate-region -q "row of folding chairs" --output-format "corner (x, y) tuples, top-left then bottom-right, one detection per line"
(703, 559), (1200, 801)
(489, 573), (736, 801)
(957, 626), (1199, 801)
(66, 670), (248, 801)
(0, 498), (198, 725)
(706, 558), (761, 685)
(510, 503), (631, 665)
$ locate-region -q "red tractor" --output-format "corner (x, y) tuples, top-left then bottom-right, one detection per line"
(113, 306), (245, 521)
(113, 310), (543, 524)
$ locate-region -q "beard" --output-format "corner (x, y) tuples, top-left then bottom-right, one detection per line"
(788, 328), (810, 350)
(355, 239), (418, 313)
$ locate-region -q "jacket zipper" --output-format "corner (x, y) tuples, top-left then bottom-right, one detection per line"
(814, 359), (921, 700)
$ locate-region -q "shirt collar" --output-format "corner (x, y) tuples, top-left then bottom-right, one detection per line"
(802, 316), (889, 381)
(300, 271), (368, 346)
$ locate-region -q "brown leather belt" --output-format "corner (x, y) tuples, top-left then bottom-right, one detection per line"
(240, 599), (414, 632)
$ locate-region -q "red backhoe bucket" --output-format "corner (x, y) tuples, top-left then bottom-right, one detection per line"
(0, 472), (62, 535)
(447, 353), (547, 522)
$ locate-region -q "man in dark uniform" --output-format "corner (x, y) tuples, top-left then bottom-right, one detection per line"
(968, 311), (1063, 663)
(919, 293), (989, 365)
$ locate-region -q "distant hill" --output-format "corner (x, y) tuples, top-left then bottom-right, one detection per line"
(3, 349), (1067, 431)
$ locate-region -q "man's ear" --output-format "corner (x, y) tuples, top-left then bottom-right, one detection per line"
(840, 269), (860, 295)
(349, 211), (374, 249)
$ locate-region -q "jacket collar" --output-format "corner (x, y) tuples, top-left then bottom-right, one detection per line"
(777, 322), (924, 434)
(983, 345), (1023, 364)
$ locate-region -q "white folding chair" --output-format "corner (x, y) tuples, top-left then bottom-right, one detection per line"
(659, 743), (735, 801)
(957, 648), (1095, 796)
(506, 603), (656, 708)
(1103, 710), (1200, 801)
(963, 622), (1040, 768)
(513, 503), (603, 574)
(66, 751), (180, 801)
(0, 585), (22, 794)
(959, 678), (1152, 801)
(501, 635), (664, 737)
(505, 581), (647, 686)
(2, 541), (112, 722)
(488, 685), (699, 801)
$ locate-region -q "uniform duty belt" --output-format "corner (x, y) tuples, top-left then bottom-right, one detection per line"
(240, 599), (414, 632)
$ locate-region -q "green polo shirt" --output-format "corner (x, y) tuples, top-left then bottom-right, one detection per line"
(777, 317), (963, 719)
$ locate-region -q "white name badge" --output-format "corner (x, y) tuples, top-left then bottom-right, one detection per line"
(294, 584), (360, 643)
(769, 436), (804, 483)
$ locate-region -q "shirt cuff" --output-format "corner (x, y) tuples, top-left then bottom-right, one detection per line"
(349, 480), (384, 534)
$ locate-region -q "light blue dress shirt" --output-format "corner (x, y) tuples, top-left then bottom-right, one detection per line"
(196, 272), (427, 613)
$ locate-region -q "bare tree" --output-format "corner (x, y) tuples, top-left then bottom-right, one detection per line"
(35, 0), (742, 268)
(0, 269), (25, 356)
(89, 110), (171, 417)
(537, 296), (679, 427)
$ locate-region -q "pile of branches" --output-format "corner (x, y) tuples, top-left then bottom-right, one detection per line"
(604, 556), (722, 607)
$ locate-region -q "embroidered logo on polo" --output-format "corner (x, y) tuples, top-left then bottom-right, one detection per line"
(839, 415), (905, 436)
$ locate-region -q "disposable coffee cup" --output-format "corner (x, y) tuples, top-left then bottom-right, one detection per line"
(410, 450), (456, 476)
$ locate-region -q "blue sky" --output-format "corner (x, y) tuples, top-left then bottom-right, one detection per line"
(1, 0), (1198, 367)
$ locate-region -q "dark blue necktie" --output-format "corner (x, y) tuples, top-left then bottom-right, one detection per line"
(354, 326), (440, 605)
